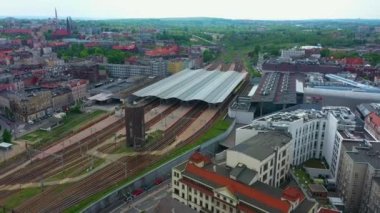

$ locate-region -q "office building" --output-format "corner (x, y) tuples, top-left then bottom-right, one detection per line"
(171, 152), (317, 213)
(236, 106), (359, 179)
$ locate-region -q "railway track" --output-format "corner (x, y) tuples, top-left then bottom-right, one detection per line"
(0, 120), (125, 186)
(0, 77), (250, 211)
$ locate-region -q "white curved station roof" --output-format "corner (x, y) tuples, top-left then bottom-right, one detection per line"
(134, 69), (246, 104)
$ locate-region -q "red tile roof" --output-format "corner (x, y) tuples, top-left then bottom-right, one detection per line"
(52, 29), (70, 36)
(237, 203), (258, 213)
(344, 57), (364, 65)
(282, 186), (305, 203)
(67, 79), (89, 88)
(48, 42), (68, 47)
(185, 163), (291, 213)
(318, 207), (341, 213)
(145, 45), (179, 57)
(112, 44), (137, 51)
(1, 29), (32, 35)
(368, 112), (380, 127)
(189, 152), (211, 164)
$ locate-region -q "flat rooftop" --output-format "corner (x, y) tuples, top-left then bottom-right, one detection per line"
(252, 72), (297, 104)
(337, 129), (376, 141)
(345, 142), (380, 170)
(231, 131), (291, 161)
(134, 69), (246, 104)
(254, 106), (355, 125)
(230, 96), (255, 112)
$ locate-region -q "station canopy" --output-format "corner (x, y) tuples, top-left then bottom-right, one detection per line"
(134, 69), (246, 104)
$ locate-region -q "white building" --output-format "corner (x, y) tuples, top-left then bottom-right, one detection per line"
(171, 152), (317, 213)
(281, 49), (305, 59)
(226, 131), (292, 187)
(236, 106), (358, 179)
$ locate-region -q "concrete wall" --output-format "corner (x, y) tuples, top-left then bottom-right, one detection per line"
(304, 166), (331, 178)
(82, 120), (236, 213)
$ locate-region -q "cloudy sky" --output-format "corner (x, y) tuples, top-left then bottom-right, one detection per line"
(1, 0), (380, 20)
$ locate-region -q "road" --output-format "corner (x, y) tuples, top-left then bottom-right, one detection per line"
(111, 180), (171, 213)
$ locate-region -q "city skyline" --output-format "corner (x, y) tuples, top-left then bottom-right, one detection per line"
(1, 0), (380, 20)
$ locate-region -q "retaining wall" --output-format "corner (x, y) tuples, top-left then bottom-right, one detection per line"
(83, 120), (236, 213)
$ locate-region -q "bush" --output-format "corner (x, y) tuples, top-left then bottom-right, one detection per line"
(2, 129), (12, 143)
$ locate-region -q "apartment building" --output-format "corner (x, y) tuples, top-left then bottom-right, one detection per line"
(364, 112), (380, 141)
(104, 63), (151, 78)
(8, 90), (53, 122)
(51, 88), (74, 111)
(65, 79), (89, 102)
(171, 152), (318, 213)
(236, 106), (358, 179)
(103, 59), (168, 78)
(336, 141), (380, 213)
(226, 131), (292, 187)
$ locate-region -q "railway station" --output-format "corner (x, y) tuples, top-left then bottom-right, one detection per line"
(125, 68), (248, 148)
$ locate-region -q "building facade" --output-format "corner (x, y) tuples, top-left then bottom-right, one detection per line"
(172, 152), (317, 213)
(226, 131), (292, 187)
(236, 106), (358, 179)
(336, 142), (380, 213)
(66, 79), (89, 102)
(9, 91), (52, 122)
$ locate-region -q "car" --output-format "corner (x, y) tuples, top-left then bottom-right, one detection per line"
(154, 178), (163, 185)
(132, 188), (144, 197)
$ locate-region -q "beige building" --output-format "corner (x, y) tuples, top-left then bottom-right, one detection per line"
(171, 152), (317, 213)
(336, 141), (380, 213)
(9, 91), (52, 122)
(51, 88), (74, 111)
(65, 79), (89, 102)
(226, 131), (292, 187)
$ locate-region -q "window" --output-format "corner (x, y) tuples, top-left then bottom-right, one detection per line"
(189, 195), (192, 201)
(264, 163), (268, 171)
(282, 150), (286, 157)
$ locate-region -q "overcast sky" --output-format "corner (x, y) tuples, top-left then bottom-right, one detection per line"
(1, 0), (380, 20)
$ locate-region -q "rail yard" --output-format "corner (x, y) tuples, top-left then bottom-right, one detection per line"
(0, 67), (248, 212)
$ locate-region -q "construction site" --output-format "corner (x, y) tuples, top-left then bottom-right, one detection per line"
(0, 66), (248, 212)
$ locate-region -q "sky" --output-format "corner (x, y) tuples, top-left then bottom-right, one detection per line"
(1, 0), (380, 20)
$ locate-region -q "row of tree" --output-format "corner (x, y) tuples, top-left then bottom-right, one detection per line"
(56, 44), (134, 64)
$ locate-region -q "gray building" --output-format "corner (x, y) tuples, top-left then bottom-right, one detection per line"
(336, 141), (380, 213)
(103, 59), (168, 79)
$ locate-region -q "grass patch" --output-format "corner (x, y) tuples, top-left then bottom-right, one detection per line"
(21, 110), (106, 147)
(64, 118), (232, 213)
(46, 158), (106, 182)
(3, 187), (41, 209)
(294, 167), (314, 187)
(113, 144), (133, 154)
(303, 159), (327, 169)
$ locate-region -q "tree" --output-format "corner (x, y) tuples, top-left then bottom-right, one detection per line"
(203, 50), (215, 63)
(320, 49), (331, 58)
(2, 129), (12, 143)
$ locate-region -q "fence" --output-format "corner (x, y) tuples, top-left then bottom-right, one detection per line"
(82, 119), (236, 213)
